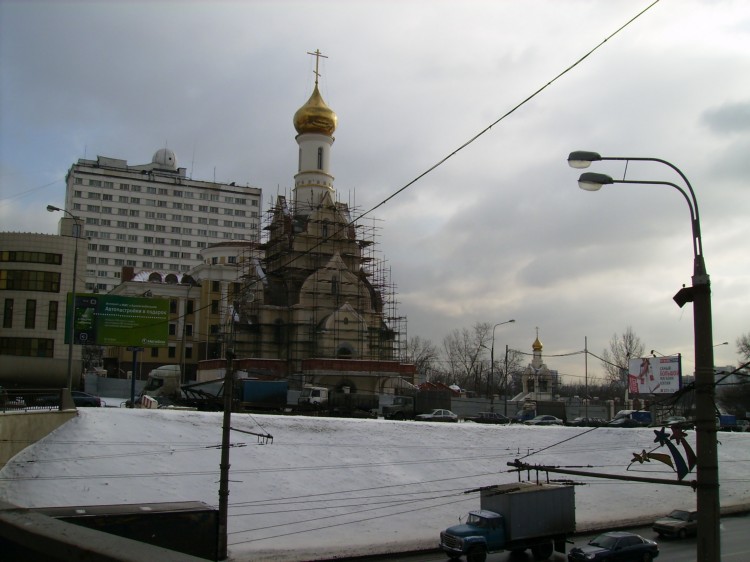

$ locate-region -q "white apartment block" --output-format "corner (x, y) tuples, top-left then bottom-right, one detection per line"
(64, 148), (262, 293)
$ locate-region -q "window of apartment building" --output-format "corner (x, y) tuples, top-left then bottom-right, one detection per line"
(251, 199), (258, 206)
(88, 179), (101, 187)
(131, 185), (141, 192)
(47, 301), (58, 330)
(196, 241), (206, 248)
(101, 218), (112, 225)
(182, 216), (192, 223)
(183, 204), (193, 211)
(170, 239), (180, 246)
(168, 346), (176, 358)
(198, 217), (208, 225)
(129, 210), (139, 217)
(117, 222), (127, 229)
(99, 245), (109, 251)
(156, 225), (166, 232)
(86, 269), (96, 277)
(210, 324), (220, 335)
(86, 218), (99, 225)
(87, 257), (97, 264)
(3, 298), (13, 328)
(143, 236), (154, 243)
(113, 271), (120, 279)
(186, 300), (194, 315)
(147, 186), (157, 194)
(0, 271), (61, 292)
(103, 194), (113, 201)
(223, 208), (233, 215)
(115, 246), (126, 253)
(87, 231), (98, 238)
(169, 300), (177, 314)
(98, 258), (108, 265)
(158, 188), (168, 195)
(154, 262), (164, 268)
(224, 220), (233, 227)
(97, 271), (108, 277)
(171, 226), (181, 234)
(172, 215), (182, 222)
(209, 231), (218, 238)
(224, 196), (233, 204)
(223, 232), (232, 239)
(197, 229), (208, 237)
(119, 184), (130, 191)
(126, 260), (136, 266)
(209, 206), (219, 213)
(127, 248), (138, 254)
(88, 192), (101, 199)
(233, 222), (245, 228)
(169, 263), (179, 271)
(236, 198), (246, 205)
(211, 300), (219, 314)
(74, 190), (83, 198)
(114, 259), (124, 266)
(25, 299), (36, 329)
(143, 249), (153, 256)
(234, 210), (246, 217)
(182, 240), (191, 247)
(75, 178), (83, 185)
(72, 203), (81, 210)
(173, 202), (182, 209)
(157, 200), (167, 207)
(145, 211), (156, 219)
(96, 283), (107, 291)
(155, 237), (165, 244)
(181, 252), (191, 259)
(185, 346), (193, 359)
(103, 181), (113, 189)
(129, 197), (140, 204)
(145, 199), (156, 206)
(184, 324), (193, 337)
(144, 224), (155, 231)
(87, 205), (100, 213)
(208, 219), (218, 226)
(141, 262), (152, 268)
(211, 281), (220, 292)
(169, 251), (179, 258)
(173, 190), (183, 197)
(117, 208), (127, 216)
(118, 195), (128, 203)
(154, 250), (164, 257)
(184, 191), (194, 199)
(168, 323), (177, 336)
(199, 205), (208, 212)
(127, 234), (138, 241)
(210, 194), (219, 201)
(150, 347), (159, 358)
(88, 243), (97, 251)
(0, 337), (54, 358)
(228, 256), (236, 264)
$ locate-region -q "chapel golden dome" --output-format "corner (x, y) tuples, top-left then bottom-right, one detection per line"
(532, 337), (543, 351)
(293, 84), (338, 136)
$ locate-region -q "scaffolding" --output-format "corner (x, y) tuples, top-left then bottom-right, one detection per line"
(223, 192), (406, 371)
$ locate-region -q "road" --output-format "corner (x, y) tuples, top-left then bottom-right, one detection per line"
(350, 513), (750, 562)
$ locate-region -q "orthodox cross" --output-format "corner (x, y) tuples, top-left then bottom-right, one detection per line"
(306, 49), (328, 86)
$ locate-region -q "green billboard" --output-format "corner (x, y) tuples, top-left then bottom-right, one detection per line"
(66, 293), (169, 347)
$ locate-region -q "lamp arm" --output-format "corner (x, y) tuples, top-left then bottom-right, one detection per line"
(611, 178), (701, 261)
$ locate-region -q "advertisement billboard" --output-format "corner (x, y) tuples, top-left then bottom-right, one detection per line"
(628, 355), (681, 395)
(65, 293), (169, 347)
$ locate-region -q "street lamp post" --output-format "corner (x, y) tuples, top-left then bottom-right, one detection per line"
(568, 151), (719, 562)
(47, 204), (82, 390)
(490, 320), (515, 412)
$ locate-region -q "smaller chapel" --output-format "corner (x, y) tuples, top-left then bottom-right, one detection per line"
(512, 333), (559, 402)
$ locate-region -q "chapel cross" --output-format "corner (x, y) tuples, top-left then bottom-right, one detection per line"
(306, 49), (328, 86)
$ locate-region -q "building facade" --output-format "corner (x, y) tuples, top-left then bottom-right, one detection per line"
(63, 149), (262, 294)
(0, 230), (87, 387)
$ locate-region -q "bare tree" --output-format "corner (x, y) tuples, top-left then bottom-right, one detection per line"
(441, 322), (492, 392)
(737, 333), (750, 362)
(600, 326), (644, 391)
(404, 336), (439, 380)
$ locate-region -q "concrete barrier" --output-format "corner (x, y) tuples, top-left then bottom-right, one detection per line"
(0, 409), (76, 469)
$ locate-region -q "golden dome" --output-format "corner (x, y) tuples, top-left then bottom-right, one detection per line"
(532, 337), (543, 351)
(293, 84), (337, 136)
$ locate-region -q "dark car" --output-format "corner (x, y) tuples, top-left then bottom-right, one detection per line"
(607, 417), (645, 428)
(415, 409), (458, 423)
(523, 415), (563, 426)
(652, 509), (697, 539)
(465, 412), (510, 425)
(568, 531), (659, 561)
(71, 391), (103, 407)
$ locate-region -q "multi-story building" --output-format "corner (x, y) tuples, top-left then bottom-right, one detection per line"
(64, 148), (262, 293)
(0, 229), (87, 387)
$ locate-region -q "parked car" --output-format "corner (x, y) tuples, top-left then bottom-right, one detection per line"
(71, 391), (103, 407)
(567, 417), (606, 427)
(734, 419), (749, 432)
(465, 412), (510, 425)
(524, 415), (563, 426)
(568, 531), (659, 561)
(415, 409), (458, 423)
(608, 417), (646, 428)
(652, 509), (697, 539)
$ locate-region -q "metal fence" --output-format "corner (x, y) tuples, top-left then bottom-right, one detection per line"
(0, 388), (67, 413)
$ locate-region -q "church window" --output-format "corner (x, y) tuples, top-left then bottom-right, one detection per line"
(331, 276), (338, 295)
(317, 147), (323, 169)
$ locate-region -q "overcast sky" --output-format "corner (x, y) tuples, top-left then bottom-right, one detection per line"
(1, 0), (749, 384)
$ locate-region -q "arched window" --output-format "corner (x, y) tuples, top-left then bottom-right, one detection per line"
(317, 147), (323, 170)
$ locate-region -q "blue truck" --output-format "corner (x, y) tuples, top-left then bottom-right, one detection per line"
(440, 482), (575, 562)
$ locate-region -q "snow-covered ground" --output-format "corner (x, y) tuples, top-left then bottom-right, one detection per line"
(1, 408), (749, 561)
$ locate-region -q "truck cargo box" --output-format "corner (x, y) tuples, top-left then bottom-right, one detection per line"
(238, 379), (288, 409)
(480, 482), (575, 542)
